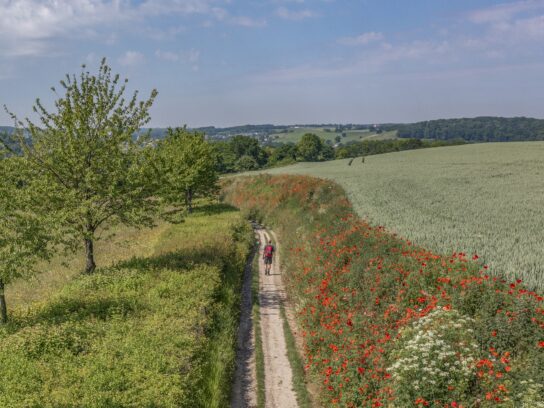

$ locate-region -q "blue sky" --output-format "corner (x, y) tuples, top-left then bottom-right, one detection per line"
(1, 0), (543, 127)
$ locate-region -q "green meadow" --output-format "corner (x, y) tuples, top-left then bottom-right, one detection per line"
(272, 127), (397, 144)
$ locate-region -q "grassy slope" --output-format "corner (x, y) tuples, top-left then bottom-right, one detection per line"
(222, 175), (544, 407)
(0, 205), (252, 407)
(7, 222), (171, 309)
(265, 142), (544, 290)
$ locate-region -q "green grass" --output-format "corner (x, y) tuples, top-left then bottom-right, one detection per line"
(264, 142), (544, 290)
(0, 205), (252, 407)
(6, 221), (172, 310)
(272, 127), (397, 145)
(357, 130), (398, 141)
(279, 303), (314, 408)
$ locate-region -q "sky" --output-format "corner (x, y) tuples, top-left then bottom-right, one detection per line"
(0, 0), (543, 127)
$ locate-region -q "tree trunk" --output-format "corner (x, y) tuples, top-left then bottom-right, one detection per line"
(186, 189), (193, 214)
(0, 279), (7, 324)
(84, 238), (96, 274)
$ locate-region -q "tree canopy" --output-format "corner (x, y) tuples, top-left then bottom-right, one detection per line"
(296, 133), (324, 161)
(0, 156), (52, 322)
(214, 135), (268, 173)
(6, 58), (158, 274)
(396, 117), (544, 142)
(154, 127), (218, 213)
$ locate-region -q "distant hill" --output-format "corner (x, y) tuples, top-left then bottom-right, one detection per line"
(0, 126), (15, 134)
(3, 117), (544, 145)
(396, 117), (544, 142)
(0, 127), (24, 154)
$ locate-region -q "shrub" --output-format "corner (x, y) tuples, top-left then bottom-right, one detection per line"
(0, 211), (252, 407)
(389, 308), (479, 406)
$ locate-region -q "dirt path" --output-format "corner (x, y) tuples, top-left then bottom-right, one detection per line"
(231, 226), (299, 408)
(258, 228), (298, 408)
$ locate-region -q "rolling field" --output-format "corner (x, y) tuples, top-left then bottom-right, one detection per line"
(266, 142), (544, 290)
(272, 127), (397, 144)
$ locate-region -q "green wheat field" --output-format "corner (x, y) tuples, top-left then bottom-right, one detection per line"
(266, 142), (544, 290)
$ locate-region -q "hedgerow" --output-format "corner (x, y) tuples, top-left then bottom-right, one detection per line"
(0, 208), (252, 407)
(222, 175), (544, 407)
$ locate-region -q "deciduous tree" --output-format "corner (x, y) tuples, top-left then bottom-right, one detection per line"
(154, 127), (218, 213)
(297, 133), (323, 161)
(5, 58), (158, 274)
(0, 154), (51, 322)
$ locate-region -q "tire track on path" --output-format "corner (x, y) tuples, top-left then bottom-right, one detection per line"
(258, 227), (299, 408)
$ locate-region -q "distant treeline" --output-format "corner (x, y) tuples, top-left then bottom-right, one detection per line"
(0, 131), (23, 154)
(213, 134), (466, 173)
(4, 116), (544, 143)
(197, 124), (288, 137)
(396, 117), (544, 142)
(335, 138), (466, 159)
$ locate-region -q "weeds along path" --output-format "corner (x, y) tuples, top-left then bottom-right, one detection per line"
(258, 227), (299, 408)
(231, 236), (258, 408)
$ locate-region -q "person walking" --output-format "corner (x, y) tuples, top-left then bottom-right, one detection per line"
(263, 239), (275, 275)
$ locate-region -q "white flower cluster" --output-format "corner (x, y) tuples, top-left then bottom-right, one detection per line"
(388, 309), (480, 402)
(517, 380), (544, 407)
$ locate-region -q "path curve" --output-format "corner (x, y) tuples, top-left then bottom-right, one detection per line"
(257, 227), (298, 408)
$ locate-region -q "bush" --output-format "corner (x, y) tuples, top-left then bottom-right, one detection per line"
(389, 309), (479, 406)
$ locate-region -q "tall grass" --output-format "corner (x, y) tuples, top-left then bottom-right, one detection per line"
(0, 205), (252, 407)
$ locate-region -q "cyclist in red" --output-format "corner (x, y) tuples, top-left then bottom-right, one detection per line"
(263, 239), (275, 275)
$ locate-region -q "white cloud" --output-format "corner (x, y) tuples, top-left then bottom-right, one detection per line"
(0, 0), (226, 57)
(468, 0), (544, 23)
(490, 14), (544, 40)
(230, 15), (267, 27)
(156, 48), (200, 70)
(253, 40), (451, 83)
(0, 0), (127, 56)
(156, 50), (181, 62)
(462, 2), (544, 51)
(275, 6), (318, 20)
(138, 0), (213, 15)
(338, 31), (384, 46)
(118, 50), (145, 66)
(85, 52), (98, 64)
(186, 49), (200, 64)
